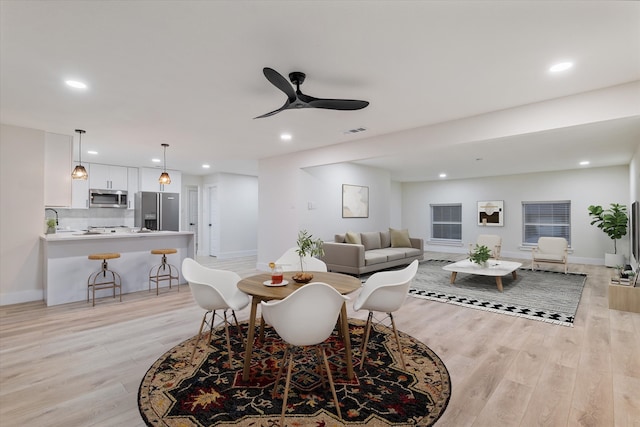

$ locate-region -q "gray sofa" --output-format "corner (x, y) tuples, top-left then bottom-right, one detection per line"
(321, 230), (424, 276)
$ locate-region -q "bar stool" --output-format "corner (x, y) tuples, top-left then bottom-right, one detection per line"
(149, 249), (179, 295)
(87, 253), (122, 306)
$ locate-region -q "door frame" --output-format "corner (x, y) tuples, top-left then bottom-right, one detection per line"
(203, 184), (220, 257)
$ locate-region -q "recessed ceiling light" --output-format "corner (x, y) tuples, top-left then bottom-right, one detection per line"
(280, 133), (292, 141)
(152, 158), (161, 163)
(439, 173), (447, 178)
(202, 164), (210, 169)
(579, 160), (590, 166)
(549, 62), (573, 73)
(65, 80), (88, 89)
(87, 150), (98, 155)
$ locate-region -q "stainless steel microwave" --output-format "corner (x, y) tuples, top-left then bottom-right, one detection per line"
(89, 189), (128, 208)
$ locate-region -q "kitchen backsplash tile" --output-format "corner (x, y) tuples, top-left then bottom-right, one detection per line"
(55, 208), (135, 230)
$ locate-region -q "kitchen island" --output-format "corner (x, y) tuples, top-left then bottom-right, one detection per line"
(41, 230), (195, 306)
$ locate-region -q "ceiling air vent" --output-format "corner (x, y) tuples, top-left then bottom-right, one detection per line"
(343, 127), (367, 135)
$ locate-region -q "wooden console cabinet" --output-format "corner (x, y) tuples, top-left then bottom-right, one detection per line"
(608, 280), (640, 313)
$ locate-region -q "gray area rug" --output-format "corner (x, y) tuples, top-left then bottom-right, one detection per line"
(408, 259), (587, 327)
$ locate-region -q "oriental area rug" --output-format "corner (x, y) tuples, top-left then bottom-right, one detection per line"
(138, 319), (451, 426)
(409, 259), (587, 327)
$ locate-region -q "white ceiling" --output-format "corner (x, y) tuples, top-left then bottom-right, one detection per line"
(1, 1), (639, 181)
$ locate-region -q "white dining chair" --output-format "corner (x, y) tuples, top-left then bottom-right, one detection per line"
(353, 259), (419, 370)
(261, 282), (349, 426)
(275, 247), (328, 272)
(182, 258), (250, 366)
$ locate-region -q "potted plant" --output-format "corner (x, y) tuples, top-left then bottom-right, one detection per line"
(292, 229), (324, 283)
(469, 244), (491, 266)
(45, 218), (57, 234)
(588, 203), (628, 267)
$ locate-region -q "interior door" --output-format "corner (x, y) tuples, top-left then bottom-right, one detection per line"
(187, 186), (199, 253)
(208, 186), (219, 257)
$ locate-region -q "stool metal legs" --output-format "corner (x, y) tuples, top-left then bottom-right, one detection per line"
(87, 259), (122, 307)
(149, 254), (179, 295)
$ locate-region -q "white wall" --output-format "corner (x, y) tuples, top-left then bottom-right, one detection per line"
(300, 163), (391, 236)
(0, 124), (46, 304)
(401, 165), (630, 264)
(202, 173), (258, 259)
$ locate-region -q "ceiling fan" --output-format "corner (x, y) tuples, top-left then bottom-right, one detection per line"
(254, 67), (369, 119)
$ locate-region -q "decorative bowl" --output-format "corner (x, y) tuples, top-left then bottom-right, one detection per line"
(292, 272), (313, 284)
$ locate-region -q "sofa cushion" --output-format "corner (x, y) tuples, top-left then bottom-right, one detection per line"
(390, 228), (412, 247)
(380, 230), (391, 248)
(361, 232), (382, 250)
(364, 250), (388, 265)
(374, 248), (406, 262)
(345, 231), (362, 245)
(403, 247), (423, 258)
(335, 234), (346, 243)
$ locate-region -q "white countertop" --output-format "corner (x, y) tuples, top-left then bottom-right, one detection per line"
(41, 230), (194, 242)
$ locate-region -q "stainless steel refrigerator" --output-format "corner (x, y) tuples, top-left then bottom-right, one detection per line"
(135, 192), (180, 231)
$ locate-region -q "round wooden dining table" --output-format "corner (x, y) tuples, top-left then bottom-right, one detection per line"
(237, 271), (361, 382)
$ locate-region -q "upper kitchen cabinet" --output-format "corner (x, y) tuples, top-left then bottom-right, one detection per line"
(90, 163), (128, 190)
(44, 132), (72, 207)
(71, 172), (90, 209)
(127, 167), (138, 210)
(139, 167), (182, 193)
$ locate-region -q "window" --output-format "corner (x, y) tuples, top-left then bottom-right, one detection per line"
(522, 201), (571, 245)
(431, 204), (462, 242)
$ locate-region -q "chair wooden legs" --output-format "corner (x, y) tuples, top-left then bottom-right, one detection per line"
(190, 309), (238, 368)
(321, 347), (341, 420)
(274, 345), (341, 427)
(190, 311), (210, 364)
(280, 351), (295, 427)
(222, 311), (233, 368)
(359, 312), (374, 369)
(359, 311), (406, 370)
(388, 313), (406, 370)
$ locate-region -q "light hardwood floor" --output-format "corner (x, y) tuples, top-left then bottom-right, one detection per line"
(1, 253), (639, 426)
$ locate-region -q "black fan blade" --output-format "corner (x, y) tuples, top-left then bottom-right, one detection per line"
(308, 98), (369, 110)
(263, 67), (296, 102)
(253, 100), (292, 119)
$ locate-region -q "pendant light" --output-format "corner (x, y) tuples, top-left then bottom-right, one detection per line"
(71, 129), (88, 180)
(158, 143), (171, 184)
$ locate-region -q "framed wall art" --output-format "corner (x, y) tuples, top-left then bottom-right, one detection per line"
(478, 200), (504, 226)
(342, 184), (369, 218)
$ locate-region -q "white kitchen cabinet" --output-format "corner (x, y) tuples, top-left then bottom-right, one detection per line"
(90, 163), (128, 190)
(127, 167), (138, 210)
(71, 174), (90, 209)
(139, 167), (182, 193)
(44, 132), (72, 207)
(161, 170), (181, 193)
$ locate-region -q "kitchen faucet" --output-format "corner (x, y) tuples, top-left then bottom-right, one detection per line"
(45, 208), (58, 226)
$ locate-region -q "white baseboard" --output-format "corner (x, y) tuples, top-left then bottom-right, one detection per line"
(0, 289), (44, 306)
(214, 249), (257, 260)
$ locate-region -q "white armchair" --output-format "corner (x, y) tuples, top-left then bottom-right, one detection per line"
(531, 237), (568, 274)
(469, 234), (502, 259)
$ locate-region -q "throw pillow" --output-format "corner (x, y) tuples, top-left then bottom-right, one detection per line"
(345, 231), (362, 245)
(361, 232), (382, 250)
(380, 230), (391, 248)
(390, 228), (412, 248)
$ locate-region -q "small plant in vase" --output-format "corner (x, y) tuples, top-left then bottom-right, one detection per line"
(469, 244), (491, 266)
(45, 218), (57, 234)
(292, 229), (324, 283)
